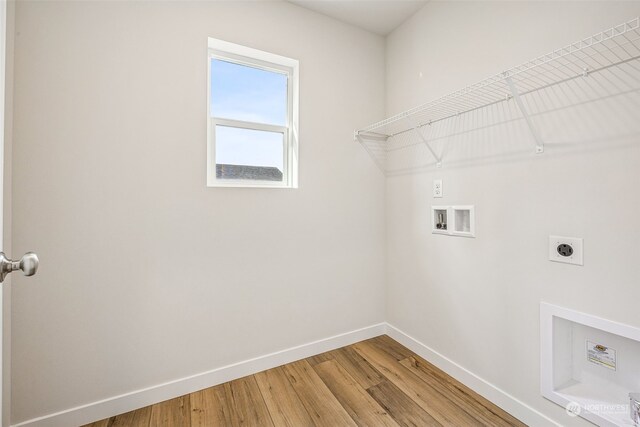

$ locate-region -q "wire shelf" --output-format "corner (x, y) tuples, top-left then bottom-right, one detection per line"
(355, 17), (640, 173)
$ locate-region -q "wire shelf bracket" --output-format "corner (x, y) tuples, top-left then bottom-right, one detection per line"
(408, 115), (443, 167)
(355, 132), (386, 173)
(503, 72), (545, 154)
(354, 17), (640, 173)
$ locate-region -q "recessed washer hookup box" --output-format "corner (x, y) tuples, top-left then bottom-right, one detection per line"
(541, 303), (640, 427)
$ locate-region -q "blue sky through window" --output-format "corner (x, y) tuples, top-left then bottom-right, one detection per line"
(211, 59), (287, 171)
(215, 126), (283, 170)
(210, 59), (287, 126)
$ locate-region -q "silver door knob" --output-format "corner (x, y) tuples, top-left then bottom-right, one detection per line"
(0, 252), (39, 282)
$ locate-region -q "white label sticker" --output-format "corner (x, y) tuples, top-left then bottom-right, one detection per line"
(587, 341), (616, 371)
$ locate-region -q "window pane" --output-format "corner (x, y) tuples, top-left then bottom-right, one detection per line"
(210, 59), (287, 126)
(215, 126), (284, 181)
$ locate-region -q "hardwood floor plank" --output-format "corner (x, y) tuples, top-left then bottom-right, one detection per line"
(149, 395), (191, 427)
(332, 345), (385, 389)
(255, 366), (315, 427)
(306, 350), (334, 366)
(367, 380), (443, 427)
(82, 420), (110, 427)
(190, 384), (233, 426)
(368, 335), (414, 361)
(308, 346), (384, 389)
(225, 376), (275, 427)
(369, 336), (524, 425)
(109, 406), (152, 427)
(85, 336), (526, 427)
(313, 359), (399, 427)
(400, 356), (526, 427)
(191, 376), (274, 427)
(352, 341), (485, 426)
(282, 359), (358, 426)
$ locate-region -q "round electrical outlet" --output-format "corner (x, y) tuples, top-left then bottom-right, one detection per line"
(557, 243), (574, 257)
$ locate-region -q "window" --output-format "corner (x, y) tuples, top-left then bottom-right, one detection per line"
(207, 38), (299, 188)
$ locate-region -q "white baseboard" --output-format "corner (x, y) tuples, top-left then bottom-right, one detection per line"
(13, 323), (386, 427)
(385, 323), (561, 427)
(14, 322), (560, 427)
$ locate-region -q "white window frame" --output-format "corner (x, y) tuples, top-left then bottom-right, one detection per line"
(207, 38), (299, 188)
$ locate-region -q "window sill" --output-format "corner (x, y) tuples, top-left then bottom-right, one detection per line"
(207, 180), (297, 189)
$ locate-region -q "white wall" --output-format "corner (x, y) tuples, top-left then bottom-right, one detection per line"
(10, 1), (386, 423)
(385, 2), (640, 426)
(12, 1), (640, 425)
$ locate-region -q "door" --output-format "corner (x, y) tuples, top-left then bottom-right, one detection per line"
(0, 2), (39, 424)
(0, 1), (7, 423)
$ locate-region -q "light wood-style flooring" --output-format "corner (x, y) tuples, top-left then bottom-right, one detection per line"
(84, 335), (526, 426)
